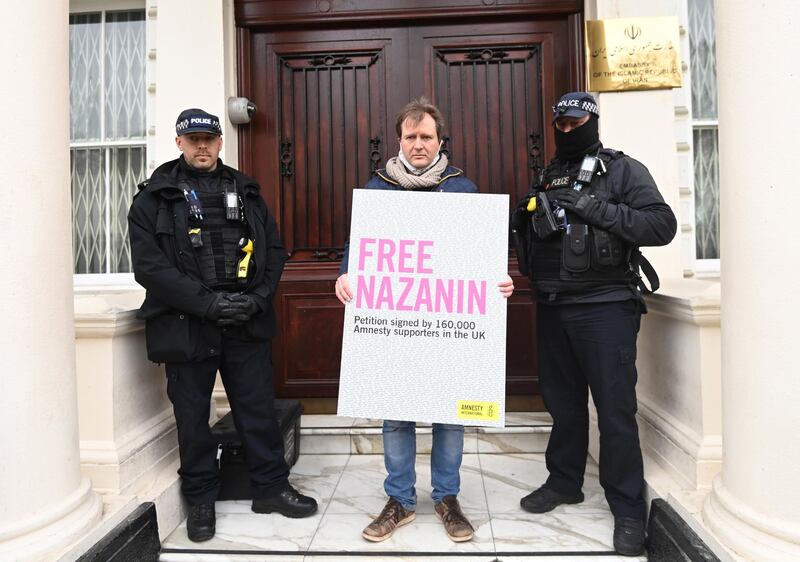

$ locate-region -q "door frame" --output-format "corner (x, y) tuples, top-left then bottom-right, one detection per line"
(235, 0), (584, 29)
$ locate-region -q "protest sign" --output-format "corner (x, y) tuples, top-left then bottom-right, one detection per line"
(337, 189), (509, 427)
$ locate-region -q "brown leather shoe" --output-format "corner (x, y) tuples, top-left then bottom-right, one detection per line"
(435, 495), (474, 542)
(361, 498), (415, 542)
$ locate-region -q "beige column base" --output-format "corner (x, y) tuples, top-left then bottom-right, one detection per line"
(704, 477), (800, 562)
(0, 477), (101, 559)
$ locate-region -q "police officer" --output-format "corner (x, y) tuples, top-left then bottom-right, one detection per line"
(128, 108), (317, 543)
(511, 92), (677, 556)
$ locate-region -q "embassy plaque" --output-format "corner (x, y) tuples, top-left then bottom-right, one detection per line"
(337, 189), (509, 427)
(586, 16), (682, 92)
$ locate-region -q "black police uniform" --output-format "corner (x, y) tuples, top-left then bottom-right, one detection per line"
(128, 155), (290, 505)
(513, 121), (677, 520)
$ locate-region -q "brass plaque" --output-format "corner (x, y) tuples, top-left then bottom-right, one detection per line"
(586, 17), (683, 92)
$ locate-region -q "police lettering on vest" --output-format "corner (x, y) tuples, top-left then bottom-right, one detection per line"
(549, 176), (571, 188)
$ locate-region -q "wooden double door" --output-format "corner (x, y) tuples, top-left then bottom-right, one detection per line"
(236, 1), (584, 398)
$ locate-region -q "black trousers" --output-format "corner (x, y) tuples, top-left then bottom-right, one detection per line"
(165, 336), (289, 505)
(537, 299), (646, 519)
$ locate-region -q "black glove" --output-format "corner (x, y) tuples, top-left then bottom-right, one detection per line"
(511, 207), (528, 232)
(511, 194), (534, 231)
(556, 189), (604, 224)
(226, 294), (262, 317)
(515, 194), (534, 212)
(215, 294), (264, 326)
(205, 293), (251, 325)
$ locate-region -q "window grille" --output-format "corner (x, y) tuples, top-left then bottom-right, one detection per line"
(69, 9), (146, 275)
(689, 0), (719, 264)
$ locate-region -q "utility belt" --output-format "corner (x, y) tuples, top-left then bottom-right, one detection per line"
(562, 220), (630, 274)
(531, 215), (634, 278)
(513, 205), (660, 296)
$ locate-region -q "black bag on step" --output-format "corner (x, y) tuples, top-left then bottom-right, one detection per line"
(211, 399), (303, 501)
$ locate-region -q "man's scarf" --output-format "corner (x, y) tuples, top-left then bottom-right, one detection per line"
(385, 152), (450, 190)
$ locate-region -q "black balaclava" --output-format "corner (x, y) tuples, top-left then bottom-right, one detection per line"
(554, 115), (601, 162)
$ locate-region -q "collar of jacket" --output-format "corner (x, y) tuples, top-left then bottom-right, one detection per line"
(375, 165), (464, 186)
(141, 157), (261, 199)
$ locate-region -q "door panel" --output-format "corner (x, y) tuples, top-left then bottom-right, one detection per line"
(275, 276), (344, 394)
(249, 30), (408, 395)
(434, 42), (542, 197)
(275, 44), (385, 259)
(412, 21), (573, 198)
(239, 7), (583, 398)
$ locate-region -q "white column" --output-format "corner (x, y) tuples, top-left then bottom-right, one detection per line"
(703, 1), (800, 560)
(0, 1), (101, 558)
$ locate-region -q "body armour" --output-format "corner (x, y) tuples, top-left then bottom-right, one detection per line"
(526, 149), (636, 302)
(181, 167), (250, 291)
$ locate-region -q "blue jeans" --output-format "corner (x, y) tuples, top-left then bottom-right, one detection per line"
(382, 420), (464, 511)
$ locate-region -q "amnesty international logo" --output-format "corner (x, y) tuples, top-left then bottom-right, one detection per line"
(457, 400), (500, 421)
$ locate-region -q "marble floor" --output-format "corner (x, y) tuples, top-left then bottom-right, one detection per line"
(160, 415), (647, 561)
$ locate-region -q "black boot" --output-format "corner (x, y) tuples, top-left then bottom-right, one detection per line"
(187, 502), (215, 542)
(520, 486), (584, 513)
(613, 516), (646, 556)
(252, 485), (318, 518)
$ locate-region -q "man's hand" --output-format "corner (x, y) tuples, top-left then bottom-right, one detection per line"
(216, 293), (262, 326)
(226, 294), (261, 316)
(206, 293), (236, 320)
(206, 293), (250, 326)
(556, 189), (603, 223)
(516, 194), (534, 211)
(335, 273), (352, 304)
(511, 205), (530, 232)
(498, 274), (514, 299)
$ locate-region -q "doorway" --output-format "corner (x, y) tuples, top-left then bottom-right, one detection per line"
(235, 1), (584, 402)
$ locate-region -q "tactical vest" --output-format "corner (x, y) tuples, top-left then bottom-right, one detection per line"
(527, 149), (637, 298)
(181, 170), (250, 291)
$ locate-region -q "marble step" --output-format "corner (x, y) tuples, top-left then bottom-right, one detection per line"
(162, 554), (640, 561)
(159, 452), (645, 562)
(299, 412), (552, 455)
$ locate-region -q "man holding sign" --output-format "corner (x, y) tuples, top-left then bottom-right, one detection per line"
(335, 99), (513, 543)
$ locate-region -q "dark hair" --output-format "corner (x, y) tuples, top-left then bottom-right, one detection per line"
(395, 97), (444, 140)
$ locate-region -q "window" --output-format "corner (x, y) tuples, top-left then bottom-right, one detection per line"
(688, 0), (719, 270)
(69, 9), (146, 275)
